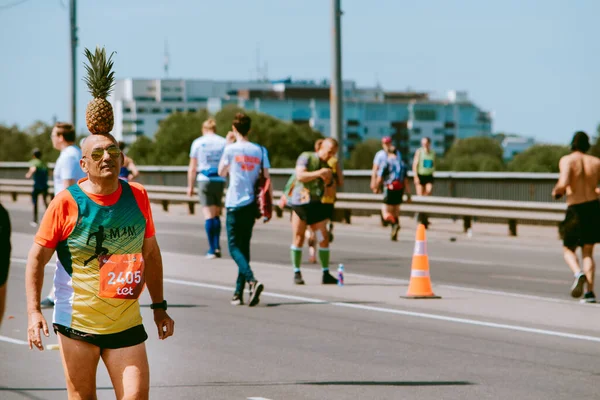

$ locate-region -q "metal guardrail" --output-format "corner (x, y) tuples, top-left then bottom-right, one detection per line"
(0, 178), (566, 236)
(0, 162), (564, 203)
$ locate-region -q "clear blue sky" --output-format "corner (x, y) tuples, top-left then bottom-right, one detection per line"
(1, 0), (598, 144)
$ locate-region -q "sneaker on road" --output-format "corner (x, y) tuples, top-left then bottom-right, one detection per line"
(231, 293), (244, 306)
(570, 272), (587, 298)
(40, 297), (54, 308)
(215, 249), (222, 258)
(391, 223), (400, 241)
(580, 291), (596, 304)
(205, 252), (217, 260)
(248, 281), (264, 307)
(322, 271), (338, 285)
(294, 271), (305, 285)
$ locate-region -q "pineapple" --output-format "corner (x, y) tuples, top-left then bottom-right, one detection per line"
(83, 46), (116, 135)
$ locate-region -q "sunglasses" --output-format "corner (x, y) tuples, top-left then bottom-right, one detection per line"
(89, 146), (122, 161)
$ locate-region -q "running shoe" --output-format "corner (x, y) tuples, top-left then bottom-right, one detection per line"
(322, 271), (338, 285)
(231, 293), (244, 306)
(570, 272), (587, 298)
(294, 271), (305, 285)
(40, 297), (55, 308)
(580, 291), (596, 304)
(391, 223), (400, 241)
(248, 281), (264, 307)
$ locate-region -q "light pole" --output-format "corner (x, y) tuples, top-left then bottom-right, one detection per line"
(69, 0), (77, 130)
(330, 0), (343, 170)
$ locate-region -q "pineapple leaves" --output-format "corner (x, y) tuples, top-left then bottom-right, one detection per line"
(83, 46), (116, 99)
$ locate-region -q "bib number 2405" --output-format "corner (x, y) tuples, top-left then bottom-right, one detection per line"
(99, 253), (145, 299)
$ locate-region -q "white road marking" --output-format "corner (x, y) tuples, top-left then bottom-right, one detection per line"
(9, 256), (575, 304)
(0, 335), (27, 345)
(164, 278), (600, 344)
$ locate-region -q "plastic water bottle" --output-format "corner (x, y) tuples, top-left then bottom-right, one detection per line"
(337, 264), (344, 286)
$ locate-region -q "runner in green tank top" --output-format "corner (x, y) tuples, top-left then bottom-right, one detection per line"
(412, 137), (436, 227)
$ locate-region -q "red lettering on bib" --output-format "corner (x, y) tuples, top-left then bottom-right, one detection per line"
(98, 254), (145, 299)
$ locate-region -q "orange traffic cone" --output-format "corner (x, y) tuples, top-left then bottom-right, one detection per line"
(402, 224), (441, 299)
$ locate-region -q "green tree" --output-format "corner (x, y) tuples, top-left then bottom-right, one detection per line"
(347, 139), (381, 169)
(243, 111), (322, 167)
(126, 106), (323, 167)
(440, 136), (505, 171)
(0, 124), (32, 161)
(508, 144), (569, 172)
(152, 109), (211, 165)
(26, 121), (60, 162)
(127, 136), (157, 165)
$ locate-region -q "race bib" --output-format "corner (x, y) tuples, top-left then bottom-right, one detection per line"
(423, 159), (434, 168)
(98, 253), (145, 299)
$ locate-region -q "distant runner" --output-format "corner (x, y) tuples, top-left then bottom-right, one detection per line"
(374, 138), (411, 241)
(552, 131), (600, 303)
(188, 119), (227, 259)
(412, 137), (435, 227)
(288, 138), (340, 285)
(118, 141), (139, 181)
(218, 113), (268, 306)
(25, 148), (49, 227)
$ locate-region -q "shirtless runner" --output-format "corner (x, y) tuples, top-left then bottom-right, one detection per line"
(552, 131), (600, 303)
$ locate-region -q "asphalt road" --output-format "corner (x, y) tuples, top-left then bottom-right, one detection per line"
(1, 199), (599, 400)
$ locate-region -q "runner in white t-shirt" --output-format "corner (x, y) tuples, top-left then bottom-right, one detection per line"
(187, 119), (227, 259)
(218, 113), (270, 307)
(40, 123), (85, 308)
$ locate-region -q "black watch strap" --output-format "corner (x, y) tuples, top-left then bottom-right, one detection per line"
(150, 300), (167, 310)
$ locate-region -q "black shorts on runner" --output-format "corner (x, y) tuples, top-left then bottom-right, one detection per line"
(291, 202), (331, 225)
(53, 324), (148, 349)
(559, 199), (600, 249)
(417, 174), (434, 185)
(383, 188), (404, 205)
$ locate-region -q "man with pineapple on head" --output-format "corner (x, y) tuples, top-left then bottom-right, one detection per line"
(25, 47), (174, 400)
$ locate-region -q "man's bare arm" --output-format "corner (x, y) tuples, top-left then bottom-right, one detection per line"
(552, 157), (571, 197)
(26, 243), (55, 350)
(25, 166), (36, 179)
(187, 157), (197, 196)
(370, 163), (379, 191)
(296, 166), (329, 183)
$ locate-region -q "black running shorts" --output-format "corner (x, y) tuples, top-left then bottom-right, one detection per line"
(53, 324), (148, 349)
(559, 199), (600, 249)
(291, 202), (331, 225)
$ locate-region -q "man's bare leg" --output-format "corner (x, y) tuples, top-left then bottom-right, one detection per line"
(564, 246), (587, 298)
(57, 333), (101, 400)
(424, 183), (433, 196)
(582, 244), (595, 294)
(102, 342), (150, 400)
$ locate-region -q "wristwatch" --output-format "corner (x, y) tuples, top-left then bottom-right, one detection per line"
(150, 300), (168, 310)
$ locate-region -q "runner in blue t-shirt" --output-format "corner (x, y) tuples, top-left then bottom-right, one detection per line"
(374, 137), (411, 241)
(218, 113), (270, 307)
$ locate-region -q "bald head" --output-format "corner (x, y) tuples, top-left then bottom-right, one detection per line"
(81, 133), (118, 157)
